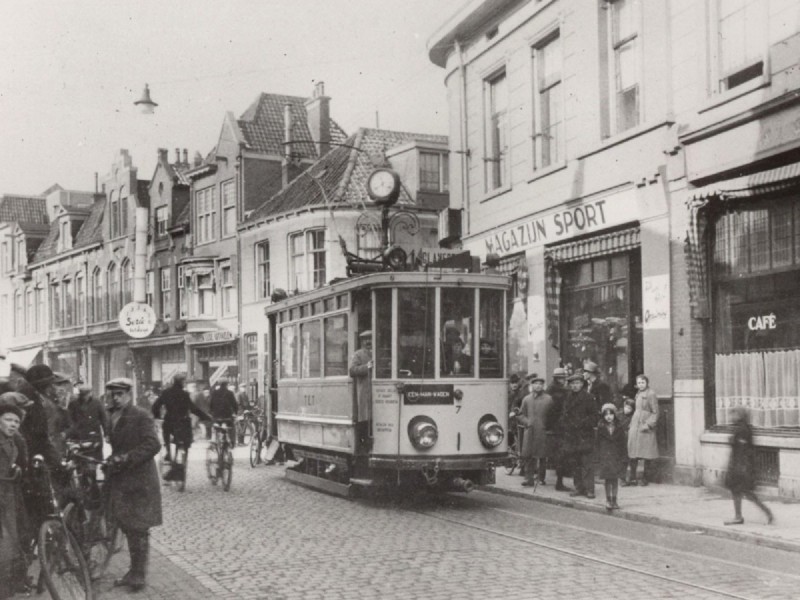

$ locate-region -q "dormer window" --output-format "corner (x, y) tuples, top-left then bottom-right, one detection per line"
(58, 219), (71, 251)
(155, 206), (168, 236)
(419, 151), (449, 193)
(16, 237), (25, 268)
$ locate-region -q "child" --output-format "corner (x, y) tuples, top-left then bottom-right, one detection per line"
(724, 406), (773, 525)
(618, 398), (634, 486)
(595, 403), (627, 511)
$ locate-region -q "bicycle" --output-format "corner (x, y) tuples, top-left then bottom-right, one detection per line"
(61, 439), (120, 580)
(236, 407), (262, 447)
(30, 453), (94, 600)
(248, 411), (267, 468)
(206, 422), (233, 491)
(505, 408), (523, 476)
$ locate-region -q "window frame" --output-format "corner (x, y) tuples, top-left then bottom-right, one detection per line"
(194, 186), (217, 245)
(605, 0), (642, 136)
(160, 268), (172, 320)
(532, 29), (564, 171)
(288, 229), (327, 292)
(256, 240), (271, 300)
(483, 69), (509, 193)
(155, 206), (169, 236)
(221, 179), (236, 238)
(419, 151), (449, 193)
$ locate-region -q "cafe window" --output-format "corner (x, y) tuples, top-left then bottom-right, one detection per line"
(713, 199), (800, 428)
(560, 251), (643, 396)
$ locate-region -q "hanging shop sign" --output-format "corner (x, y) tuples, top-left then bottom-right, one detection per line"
(747, 314), (777, 331)
(119, 302), (157, 339)
(186, 330), (236, 345)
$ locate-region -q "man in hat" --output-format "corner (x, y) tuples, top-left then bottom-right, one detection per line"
(209, 377), (238, 447)
(547, 367), (569, 490)
(584, 361), (612, 413)
(105, 377), (162, 592)
(66, 383), (109, 462)
(557, 373), (597, 498)
(350, 330), (373, 450)
(22, 365), (70, 470)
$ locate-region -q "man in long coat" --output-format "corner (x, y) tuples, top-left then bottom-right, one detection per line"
(558, 374), (597, 498)
(349, 330), (373, 451)
(516, 376), (553, 487)
(546, 367), (569, 491)
(584, 361), (612, 413)
(106, 377), (162, 592)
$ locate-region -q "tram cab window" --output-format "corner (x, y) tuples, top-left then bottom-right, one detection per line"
(397, 288), (435, 378)
(441, 288), (474, 377)
(299, 321), (321, 378)
(375, 289), (392, 378)
(479, 289), (504, 378)
(280, 326), (297, 378)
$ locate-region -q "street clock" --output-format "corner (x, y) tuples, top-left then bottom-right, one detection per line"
(366, 168), (400, 206)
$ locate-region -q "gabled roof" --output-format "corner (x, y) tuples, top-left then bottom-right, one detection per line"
(237, 93), (347, 159)
(246, 128), (448, 223)
(33, 195), (105, 263)
(15, 222), (51, 236)
(0, 195), (48, 224)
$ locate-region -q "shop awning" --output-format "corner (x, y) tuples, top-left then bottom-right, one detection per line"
(687, 160), (800, 202)
(545, 225), (640, 264)
(5, 347), (42, 369)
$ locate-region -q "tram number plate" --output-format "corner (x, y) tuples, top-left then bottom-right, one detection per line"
(403, 384), (454, 405)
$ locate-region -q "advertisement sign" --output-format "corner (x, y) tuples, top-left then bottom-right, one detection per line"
(642, 274), (670, 330)
(402, 383), (454, 405)
(119, 302), (157, 338)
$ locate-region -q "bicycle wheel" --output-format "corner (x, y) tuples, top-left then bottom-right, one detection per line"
(239, 420), (255, 446)
(206, 445), (219, 485)
(249, 428), (263, 468)
(38, 518), (94, 600)
(220, 448), (233, 491)
(176, 448), (188, 492)
(505, 444), (519, 476)
(62, 502), (112, 581)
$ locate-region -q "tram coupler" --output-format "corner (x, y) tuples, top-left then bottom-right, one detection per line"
(446, 477), (475, 493)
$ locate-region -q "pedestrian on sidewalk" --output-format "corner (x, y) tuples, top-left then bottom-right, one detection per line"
(547, 367), (570, 491)
(106, 377), (162, 592)
(617, 397), (635, 485)
(627, 374), (659, 486)
(724, 406), (773, 526)
(516, 376), (553, 487)
(559, 373), (597, 499)
(595, 403), (626, 511)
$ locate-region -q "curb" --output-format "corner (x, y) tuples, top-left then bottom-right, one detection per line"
(479, 484), (800, 555)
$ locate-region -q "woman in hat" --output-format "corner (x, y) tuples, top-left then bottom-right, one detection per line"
(626, 374), (659, 486)
(595, 403), (626, 511)
(0, 401), (29, 599)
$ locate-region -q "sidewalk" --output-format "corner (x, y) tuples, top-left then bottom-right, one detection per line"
(485, 468), (800, 553)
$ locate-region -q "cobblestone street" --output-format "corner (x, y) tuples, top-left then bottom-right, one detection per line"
(78, 442), (800, 600)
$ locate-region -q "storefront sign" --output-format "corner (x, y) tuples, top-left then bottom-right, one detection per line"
(186, 330), (236, 345)
(642, 274), (670, 330)
(403, 384), (454, 405)
(478, 189), (639, 258)
(748, 314), (776, 331)
(119, 302), (157, 339)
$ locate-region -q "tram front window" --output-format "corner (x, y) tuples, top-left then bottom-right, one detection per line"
(479, 289), (504, 378)
(397, 288), (435, 378)
(441, 288), (474, 377)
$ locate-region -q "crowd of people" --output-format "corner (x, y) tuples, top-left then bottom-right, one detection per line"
(508, 362), (662, 511)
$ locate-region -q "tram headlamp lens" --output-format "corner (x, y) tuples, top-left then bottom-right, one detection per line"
(478, 419), (504, 449)
(408, 417), (438, 450)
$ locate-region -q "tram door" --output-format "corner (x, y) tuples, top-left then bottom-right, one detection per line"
(267, 314), (279, 438)
(352, 290), (372, 442)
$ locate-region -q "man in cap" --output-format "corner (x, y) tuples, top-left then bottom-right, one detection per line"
(557, 373), (597, 499)
(152, 373), (211, 466)
(547, 367), (570, 491)
(584, 361), (612, 413)
(349, 330), (373, 450)
(209, 377), (238, 447)
(105, 377), (162, 592)
(22, 365), (70, 470)
(516, 375), (554, 487)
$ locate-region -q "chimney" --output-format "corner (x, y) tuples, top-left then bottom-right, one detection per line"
(182, 149), (188, 166)
(304, 81), (331, 158)
(175, 148), (181, 164)
(158, 148), (168, 163)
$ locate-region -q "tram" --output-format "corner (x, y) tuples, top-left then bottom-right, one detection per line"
(264, 266), (511, 496)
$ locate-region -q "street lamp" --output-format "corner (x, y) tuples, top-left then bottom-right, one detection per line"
(134, 83), (158, 114)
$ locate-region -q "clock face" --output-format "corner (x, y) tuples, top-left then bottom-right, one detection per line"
(368, 169), (398, 199)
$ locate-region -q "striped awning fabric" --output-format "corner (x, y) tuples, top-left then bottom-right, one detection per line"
(688, 161), (800, 202)
(545, 226), (640, 264)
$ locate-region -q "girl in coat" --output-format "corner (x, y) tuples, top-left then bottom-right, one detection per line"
(724, 406), (773, 525)
(626, 374), (659, 486)
(595, 403), (626, 511)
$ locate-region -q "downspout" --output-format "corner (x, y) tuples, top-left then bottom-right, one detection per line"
(134, 207), (148, 303)
(455, 39), (470, 236)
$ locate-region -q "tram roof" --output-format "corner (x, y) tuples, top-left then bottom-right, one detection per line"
(264, 271), (511, 315)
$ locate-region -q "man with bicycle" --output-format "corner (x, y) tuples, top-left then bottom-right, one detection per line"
(209, 377), (237, 447)
(151, 373), (211, 480)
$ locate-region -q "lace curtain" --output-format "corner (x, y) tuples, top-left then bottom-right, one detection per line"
(715, 350), (800, 427)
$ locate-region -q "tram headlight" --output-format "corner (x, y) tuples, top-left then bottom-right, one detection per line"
(478, 414), (504, 449)
(408, 416), (438, 450)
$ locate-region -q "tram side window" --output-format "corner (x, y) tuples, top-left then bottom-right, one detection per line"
(441, 288), (474, 377)
(375, 288), (392, 378)
(300, 321), (321, 378)
(479, 289), (504, 378)
(324, 314), (348, 376)
(397, 288), (435, 379)
(280, 326), (297, 379)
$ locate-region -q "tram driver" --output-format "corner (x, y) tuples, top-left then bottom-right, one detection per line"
(349, 330), (373, 450)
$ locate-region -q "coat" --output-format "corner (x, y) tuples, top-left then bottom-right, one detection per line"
(349, 348), (372, 421)
(108, 404), (162, 532)
(516, 391), (554, 458)
(0, 432), (28, 597)
(20, 394), (61, 470)
(67, 395), (110, 444)
(587, 379), (612, 413)
(725, 419), (756, 493)
(209, 386), (238, 421)
(594, 419), (627, 479)
(627, 387), (659, 460)
(557, 389), (596, 456)
(152, 384), (211, 447)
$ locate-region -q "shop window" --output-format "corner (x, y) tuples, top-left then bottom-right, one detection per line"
(324, 314), (348, 376)
(561, 252), (642, 397)
(441, 288), (474, 376)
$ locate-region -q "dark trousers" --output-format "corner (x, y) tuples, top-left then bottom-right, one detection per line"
(162, 423), (174, 458)
(573, 452), (595, 495)
(732, 490), (772, 521)
(629, 458), (654, 483)
(122, 528), (150, 583)
(523, 457), (547, 483)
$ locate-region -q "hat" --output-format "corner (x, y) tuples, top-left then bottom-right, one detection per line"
(105, 377), (133, 391)
(567, 373), (585, 383)
(359, 330), (372, 338)
(528, 375), (545, 385)
(0, 401), (23, 419)
(0, 391), (33, 410)
(583, 361), (599, 374)
(509, 373), (521, 384)
(601, 403), (617, 414)
(552, 367), (567, 378)
(26, 365), (70, 388)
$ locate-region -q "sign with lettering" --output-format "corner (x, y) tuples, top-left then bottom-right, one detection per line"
(403, 384), (454, 405)
(471, 189), (640, 258)
(642, 274), (670, 330)
(186, 330), (236, 345)
(119, 302), (157, 338)
(748, 314), (776, 331)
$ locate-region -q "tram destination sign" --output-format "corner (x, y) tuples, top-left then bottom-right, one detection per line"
(402, 384), (454, 405)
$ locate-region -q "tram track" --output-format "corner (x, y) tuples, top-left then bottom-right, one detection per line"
(403, 491), (800, 600)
